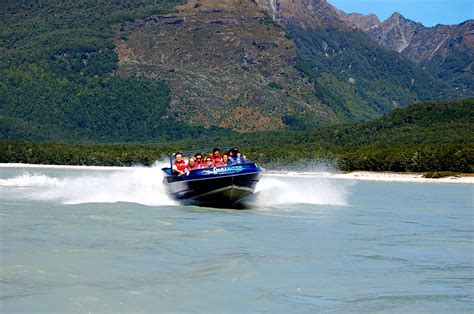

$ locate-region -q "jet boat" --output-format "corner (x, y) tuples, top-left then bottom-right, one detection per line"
(161, 147), (263, 208)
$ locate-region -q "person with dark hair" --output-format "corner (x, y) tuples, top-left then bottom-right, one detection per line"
(209, 147), (223, 164)
(194, 153), (204, 166)
(227, 147), (244, 164)
(172, 153), (186, 175)
(226, 147), (236, 157)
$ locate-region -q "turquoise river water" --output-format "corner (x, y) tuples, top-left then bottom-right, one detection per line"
(0, 165), (473, 312)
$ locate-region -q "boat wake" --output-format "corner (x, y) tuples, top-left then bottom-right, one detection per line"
(0, 165), (176, 206)
(0, 164), (350, 208)
(248, 174), (350, 208)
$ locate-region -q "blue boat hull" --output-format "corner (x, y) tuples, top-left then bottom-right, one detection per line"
(162, 163), (262, 208)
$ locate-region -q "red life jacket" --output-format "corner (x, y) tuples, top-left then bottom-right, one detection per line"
(210, 153), (222, 163)
(195, 159), (203, 166)
(186, 163), (199, 171)
(173, 159), (186, 172)
(202, 162), (214, 169)
(214, 160), (225, 167)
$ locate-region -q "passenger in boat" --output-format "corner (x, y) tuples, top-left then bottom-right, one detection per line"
(222, 154), (231, 165)
(214, 157), (226, 167)
(172, 153), (186, 176)
(209, 148), (223, 164)
(227, 147), (247, 164)
(227, 149), (241, 164)
(202, 157), (215, 169)
(194, 153), (204, 166)
(186, 157), (199, 171)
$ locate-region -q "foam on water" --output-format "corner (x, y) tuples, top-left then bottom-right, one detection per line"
(250, 162), (350, 207)
(0, 164), (176, 206)
(0, 163), (350, 208)
(0, 173), (63, 187)
(252, 175), (349, 207)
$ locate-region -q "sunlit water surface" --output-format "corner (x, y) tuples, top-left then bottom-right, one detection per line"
(0, 166), (473, 312)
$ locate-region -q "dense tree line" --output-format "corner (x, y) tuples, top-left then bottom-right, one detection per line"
(1, 141), (471, 173)
(1, 99), (473, 172)
(185, 99), (474, 148)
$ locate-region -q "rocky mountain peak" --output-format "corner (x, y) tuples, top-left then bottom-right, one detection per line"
(386, 12), (404, 23)
(382, 12), (423, 31)
(256, 0), (351, 29)
(338, 11), (381, 31)
(337, 8), (473, 96)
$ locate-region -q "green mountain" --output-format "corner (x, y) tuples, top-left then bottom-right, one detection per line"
(115, 0), (336, 131)
(1, 0), (192, 142)
(289, 25), (453, 121)
(0, 0), (469, 142)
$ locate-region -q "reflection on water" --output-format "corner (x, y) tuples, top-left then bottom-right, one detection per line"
(0, 166), (473, 312)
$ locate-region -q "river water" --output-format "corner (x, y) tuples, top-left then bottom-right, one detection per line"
(0, 166), (472, 312)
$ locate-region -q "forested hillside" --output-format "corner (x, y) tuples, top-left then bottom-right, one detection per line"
(0, 0), (191, 142)
(235, 99), (474, 148)
(0, 0), (466, 141)
(2, 99), (473, 172)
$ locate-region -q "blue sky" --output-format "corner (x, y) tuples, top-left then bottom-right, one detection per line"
(328, 0), (473, 27)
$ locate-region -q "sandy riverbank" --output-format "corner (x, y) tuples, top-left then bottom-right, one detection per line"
(1, 163), (473, 184)
(266, 170), (474, 184)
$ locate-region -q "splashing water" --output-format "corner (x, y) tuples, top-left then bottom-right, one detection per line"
(249, 162), (350, 207)
(251, 174), (350, 207)
(0, 163), (350, 208)
(0, 172), (62, 188)
(0, 165), (176, 206)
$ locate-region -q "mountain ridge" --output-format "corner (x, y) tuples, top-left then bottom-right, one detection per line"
(0, 0), (470, 142)
(254, 0), (457, 120)
(337, 9), (474, 96)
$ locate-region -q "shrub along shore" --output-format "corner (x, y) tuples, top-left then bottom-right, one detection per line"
(1, 141), (472, 174)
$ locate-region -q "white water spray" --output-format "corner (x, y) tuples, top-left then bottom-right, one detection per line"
(0, 163), (176, 206)
(251, 174), (350, 207)
(0, 162), (350, 208)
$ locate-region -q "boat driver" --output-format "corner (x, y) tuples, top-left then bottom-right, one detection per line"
(172, 153), (186, 176)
